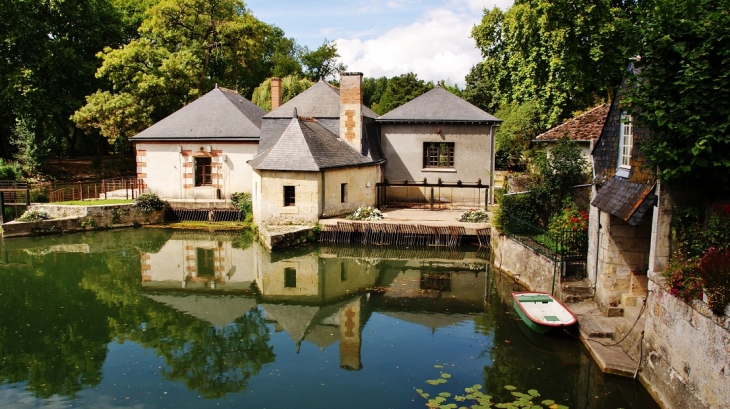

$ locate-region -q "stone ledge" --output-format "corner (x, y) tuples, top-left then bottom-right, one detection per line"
(257, 225), (314, 251)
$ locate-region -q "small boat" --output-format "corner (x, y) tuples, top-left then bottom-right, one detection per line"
(512, 292), (577, 334)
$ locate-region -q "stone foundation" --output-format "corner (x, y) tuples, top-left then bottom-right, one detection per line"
(641, 274), (730, 409)
(491, 233), (562, 298)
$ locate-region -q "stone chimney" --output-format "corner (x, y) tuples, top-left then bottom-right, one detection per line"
(339, 72), (363, 153)
(270, 77), (282, 111)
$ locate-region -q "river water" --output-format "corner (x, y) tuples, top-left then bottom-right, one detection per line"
(0, 228), (658, 409)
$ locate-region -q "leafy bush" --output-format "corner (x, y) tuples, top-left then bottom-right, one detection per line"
(346, 206), (386, 221)
(673, 204), (730, 257)
(0, 159), (23, 180)
(493, 189), (538, 233)
(17, 210), (51, 222)
(134, 193), (166, 214)
(230, 192), (252, 217)
(458, 208), (489, 223)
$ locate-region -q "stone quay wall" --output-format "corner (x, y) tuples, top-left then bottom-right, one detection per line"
(491, 233), (562, 298)
(2, 203), (165, 238)
(641, 274), (730, 409)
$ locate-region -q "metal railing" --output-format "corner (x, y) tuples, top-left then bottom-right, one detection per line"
(48, 178), (147, 203)
(505, 217), (588, 280)
(376, 179), (490, 210)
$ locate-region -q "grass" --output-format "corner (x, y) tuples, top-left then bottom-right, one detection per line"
(54, 199), (134, 206)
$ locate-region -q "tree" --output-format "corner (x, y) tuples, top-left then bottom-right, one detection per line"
(73, 0), (272, 148)
(374, 73), (434, 115)
(251, 75), (314, 111)
(493, 101), (543, 170)
(626, 0), (730, 187)
(0, 0), (125, 159)
(300, 40), (347, 82)
(470, 1), (635, 128)
(362, 76), (388, 110)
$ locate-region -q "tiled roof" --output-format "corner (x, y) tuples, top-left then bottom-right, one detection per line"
(377, 87), (501, 123)
(535, 104), (609, 141)
(132, 87), (265, 141)
(265, 80), (377, 119)
(249, 116), (378, 171)
(590, 62), (656, 225)
(591, 177), (656, 225)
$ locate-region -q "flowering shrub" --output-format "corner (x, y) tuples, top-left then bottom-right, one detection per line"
(698, 246), (730, 314)
(663, 255), (704, 302)
(458, 208), (489, 223)
(548, 203), (589, 235)
(346, 206), (386, 221)
(17, 210), (51, 222)
(134, 193), (166, 214)
(673, 203), (730, 257)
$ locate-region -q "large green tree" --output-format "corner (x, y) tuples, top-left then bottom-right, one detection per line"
(73, 0), (272, 148)
(626, 0), (730, 186)
(0, 0), (125, 161)
(373, 72), (434, 115)
(300, 40), (347, 82)
(468, 0), (636, 128)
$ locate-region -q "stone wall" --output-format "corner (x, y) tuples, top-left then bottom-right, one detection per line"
(1, 203), (165, 238)
(593, 209), (652, 306)
(491, 234), (562, 297)
(254, 170), (321, 224)
(322, 165), (380, 217)
(641, 275), (730, 409)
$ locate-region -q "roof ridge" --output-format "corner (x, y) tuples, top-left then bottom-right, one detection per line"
(218, 86), (240, 95)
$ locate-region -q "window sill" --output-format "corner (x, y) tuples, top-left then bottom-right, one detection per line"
(616, 167), (631, 178)
(422, 168), (457, 173)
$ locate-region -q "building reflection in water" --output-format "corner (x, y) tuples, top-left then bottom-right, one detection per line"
(139, 235), (488, 371)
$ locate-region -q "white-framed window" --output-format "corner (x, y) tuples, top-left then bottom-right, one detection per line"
(619, 111), (633, 169)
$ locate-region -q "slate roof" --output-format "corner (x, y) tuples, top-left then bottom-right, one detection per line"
(535, 104), (609, 142)
(132, 87), (266, 141)
(249, 114), (380, 171)
(590, 62), (656, 225)
(377, 87), (501, 123)
(265, 80), (377, 119)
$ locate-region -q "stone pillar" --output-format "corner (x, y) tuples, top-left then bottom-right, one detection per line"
(648, 179), (672, 279)
(271, 77), (282, 111)
(339, 296), (363, 370)
(339, 72), (363, 154)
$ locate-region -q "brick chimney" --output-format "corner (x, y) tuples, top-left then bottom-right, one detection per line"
(270, 77), (282, 111)
(339, 72), (363, 153)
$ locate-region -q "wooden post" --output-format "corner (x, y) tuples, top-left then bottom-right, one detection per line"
(0, 191), (5, 224)
(25, 188), (30, 207)
(126, 180), (129, 200)
(103, 180), (107, 200)
(78, 182), (82, 201)
(430, 187), (434, 211)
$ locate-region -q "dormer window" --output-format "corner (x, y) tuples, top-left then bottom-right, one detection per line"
(619, 111), (633, 169)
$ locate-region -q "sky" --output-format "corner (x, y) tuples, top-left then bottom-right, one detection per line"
(245, 0), (515, 87)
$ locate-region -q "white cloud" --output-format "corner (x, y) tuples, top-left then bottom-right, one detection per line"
(336, 2), (490, 87)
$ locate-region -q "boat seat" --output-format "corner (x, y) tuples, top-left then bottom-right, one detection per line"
(518, 295), (554, 303)
(544, 315), (560, 322)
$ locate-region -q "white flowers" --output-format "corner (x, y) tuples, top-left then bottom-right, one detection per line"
(346, 206), (386, 221)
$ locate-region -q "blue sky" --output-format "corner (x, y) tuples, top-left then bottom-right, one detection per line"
(246, 0), (514, 87)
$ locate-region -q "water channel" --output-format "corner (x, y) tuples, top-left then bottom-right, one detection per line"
(0, 228), (659, 409)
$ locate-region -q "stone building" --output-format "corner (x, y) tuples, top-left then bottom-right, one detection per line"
(249, 73), (385, 224)
(378, 87), (501, 205)
(132, 86), (266, 199)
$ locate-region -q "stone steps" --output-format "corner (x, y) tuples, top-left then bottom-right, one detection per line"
(561, 279), (594, 303)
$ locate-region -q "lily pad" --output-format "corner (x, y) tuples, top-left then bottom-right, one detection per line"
(441, 373), (452, 379)
(528, 389), (540, 397)
(504, 385), (517, 391)
(439, 392), (452, 398)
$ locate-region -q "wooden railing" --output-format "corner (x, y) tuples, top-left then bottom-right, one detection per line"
(48, 178), (147, 203)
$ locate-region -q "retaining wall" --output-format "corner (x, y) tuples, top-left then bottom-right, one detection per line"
(2, 203), (165, 238)
(491, 233), (562, 298)
(641, 274), (730, 409)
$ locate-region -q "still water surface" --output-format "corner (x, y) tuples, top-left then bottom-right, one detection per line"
(0, 229), (658, 409)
